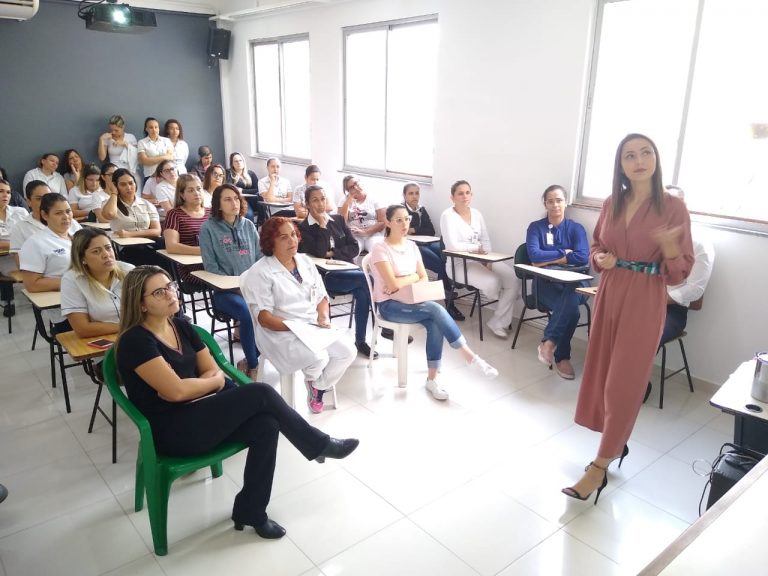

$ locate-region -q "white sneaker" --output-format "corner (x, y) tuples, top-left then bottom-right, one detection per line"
(486, 322), (508, 339)
(470, 355), (499, 378)
(425, 378), (449, 400)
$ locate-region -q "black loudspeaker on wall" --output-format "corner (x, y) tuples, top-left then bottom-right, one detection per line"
(208, 28), (231, 60)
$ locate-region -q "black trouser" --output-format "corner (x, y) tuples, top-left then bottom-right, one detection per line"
(659, 302), (688, 347)
(149, 382), (329, 525)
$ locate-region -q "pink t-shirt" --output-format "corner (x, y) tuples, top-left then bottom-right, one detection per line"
(370, 240), (423, 303)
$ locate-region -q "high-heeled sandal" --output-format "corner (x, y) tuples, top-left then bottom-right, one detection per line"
(561, 461), (608, 504)
(617, 444), (629, 468)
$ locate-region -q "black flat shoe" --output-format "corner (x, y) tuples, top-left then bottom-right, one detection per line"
(643, 382), (652, 404)
(0, 483), (7, 504)
(316, 437), (359, 463)
(2, 303), (14, 318)
(355, 342), (378, 359)
(234, 518), (286, 539)
(381, 328), (413, 344)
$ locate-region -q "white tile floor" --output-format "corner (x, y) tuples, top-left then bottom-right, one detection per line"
(0, 296), (732, 575)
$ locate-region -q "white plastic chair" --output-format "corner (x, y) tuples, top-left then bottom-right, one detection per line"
(254, 360), (338, 410)
(361, 254), (412, 387)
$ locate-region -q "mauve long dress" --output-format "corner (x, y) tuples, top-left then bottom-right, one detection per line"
(574, 194), (694, 459)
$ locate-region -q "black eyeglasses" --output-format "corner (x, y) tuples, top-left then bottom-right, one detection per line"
(144, 281), (179, 300)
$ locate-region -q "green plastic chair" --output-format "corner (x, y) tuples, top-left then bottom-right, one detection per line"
(102, 325), (251, 556)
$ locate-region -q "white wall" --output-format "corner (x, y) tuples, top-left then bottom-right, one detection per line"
(218, 0), (768, 385)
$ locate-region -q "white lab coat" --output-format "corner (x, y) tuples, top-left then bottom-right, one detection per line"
(240, 253), (355, 385)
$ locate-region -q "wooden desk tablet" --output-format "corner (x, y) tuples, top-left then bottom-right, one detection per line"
(157, 249), (204, 267)
(191, 270), (240, 291)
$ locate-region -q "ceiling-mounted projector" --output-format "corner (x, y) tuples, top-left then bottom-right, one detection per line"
(78, 0), (156, 33)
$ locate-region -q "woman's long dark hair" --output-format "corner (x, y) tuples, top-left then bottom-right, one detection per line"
(112, 168), (136, 216)
(611, 133), (665, 221)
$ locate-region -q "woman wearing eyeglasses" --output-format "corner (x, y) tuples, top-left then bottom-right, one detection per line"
(61, 228), (133, 337)
(199, 184), (262, 379)
(143, 159), (178, 215)
(115, 265), (359, 539)
(370, 205), (498, 401)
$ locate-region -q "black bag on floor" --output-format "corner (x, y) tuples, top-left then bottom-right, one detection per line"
(704, 443), (761, 512)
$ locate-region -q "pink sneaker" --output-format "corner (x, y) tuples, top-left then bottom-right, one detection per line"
(305, 380), (325, 414)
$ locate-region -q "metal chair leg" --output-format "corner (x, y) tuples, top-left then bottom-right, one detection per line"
(679, 339), (694, 393)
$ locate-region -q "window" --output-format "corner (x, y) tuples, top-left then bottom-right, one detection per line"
(344, 16), (439, 178)
(251, 35), (310, 160)
(578, 0), (768, 226)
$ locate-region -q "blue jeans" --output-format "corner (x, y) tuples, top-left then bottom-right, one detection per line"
(212, 291), (260, 369)
(377, 299), (466, 369)
(323, 270), (370, 344)
(417, 242), (451, 291)
(535, 279), (586, 362)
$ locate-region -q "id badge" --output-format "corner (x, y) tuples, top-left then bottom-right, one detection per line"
(546, 232), (554, 246)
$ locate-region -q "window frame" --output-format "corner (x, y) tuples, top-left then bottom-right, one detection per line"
(249, 33), (311, 164)
(575, 0), (768, 236)
(342, 14), (438, 183)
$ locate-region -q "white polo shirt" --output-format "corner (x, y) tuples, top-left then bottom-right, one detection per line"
(61, 261), (134, 323)
(0, 205), (28, 240)
(257, 176), (293, 199)
(10, 213), (81, 251)
(22, 168), (67, 196)
(108, 197), (159, 233)
(138, 136), (173, 178)
(19, 227), (73, 278)
(68, 187), (103, 212)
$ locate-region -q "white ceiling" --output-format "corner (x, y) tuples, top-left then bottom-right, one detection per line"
(67, 0), (350, 18)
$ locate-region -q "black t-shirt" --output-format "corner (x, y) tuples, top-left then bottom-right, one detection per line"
(117, 317), (205, 415)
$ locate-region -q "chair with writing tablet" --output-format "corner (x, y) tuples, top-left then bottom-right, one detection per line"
(510, 243), (591, 350)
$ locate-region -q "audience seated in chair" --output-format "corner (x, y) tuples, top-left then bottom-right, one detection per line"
(526, 184), (590, 380)
(22, 152), (67, 196)
(293, 164), (336, 219)
(298, 184), (377, 359)
(338, 175), (386, 255)
(402, 181), (464, 321)
(440, 179), (516, 339)
(11, 181), (82, 254)
(97, 114), (139, 177)
(368, 205), (498, 401)
(61, 228), (133, 337)
(199, 184), (262, 379)
(163, 174), (210, 286)
(240, 217), (357, 414)
(115, 265), (359, 543)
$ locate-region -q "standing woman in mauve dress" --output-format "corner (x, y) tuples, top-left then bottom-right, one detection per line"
(562, 133), (694, 504)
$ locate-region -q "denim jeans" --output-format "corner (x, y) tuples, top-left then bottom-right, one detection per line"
(212, 290), (260, 369)
(377, 299), (466, 369)
(535, 279), (586, 362)
(323, 270), (371, 344)
(417, 241), (451, 291)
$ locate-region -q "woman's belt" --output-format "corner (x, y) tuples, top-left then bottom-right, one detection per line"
(615, 258), (660, 275)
